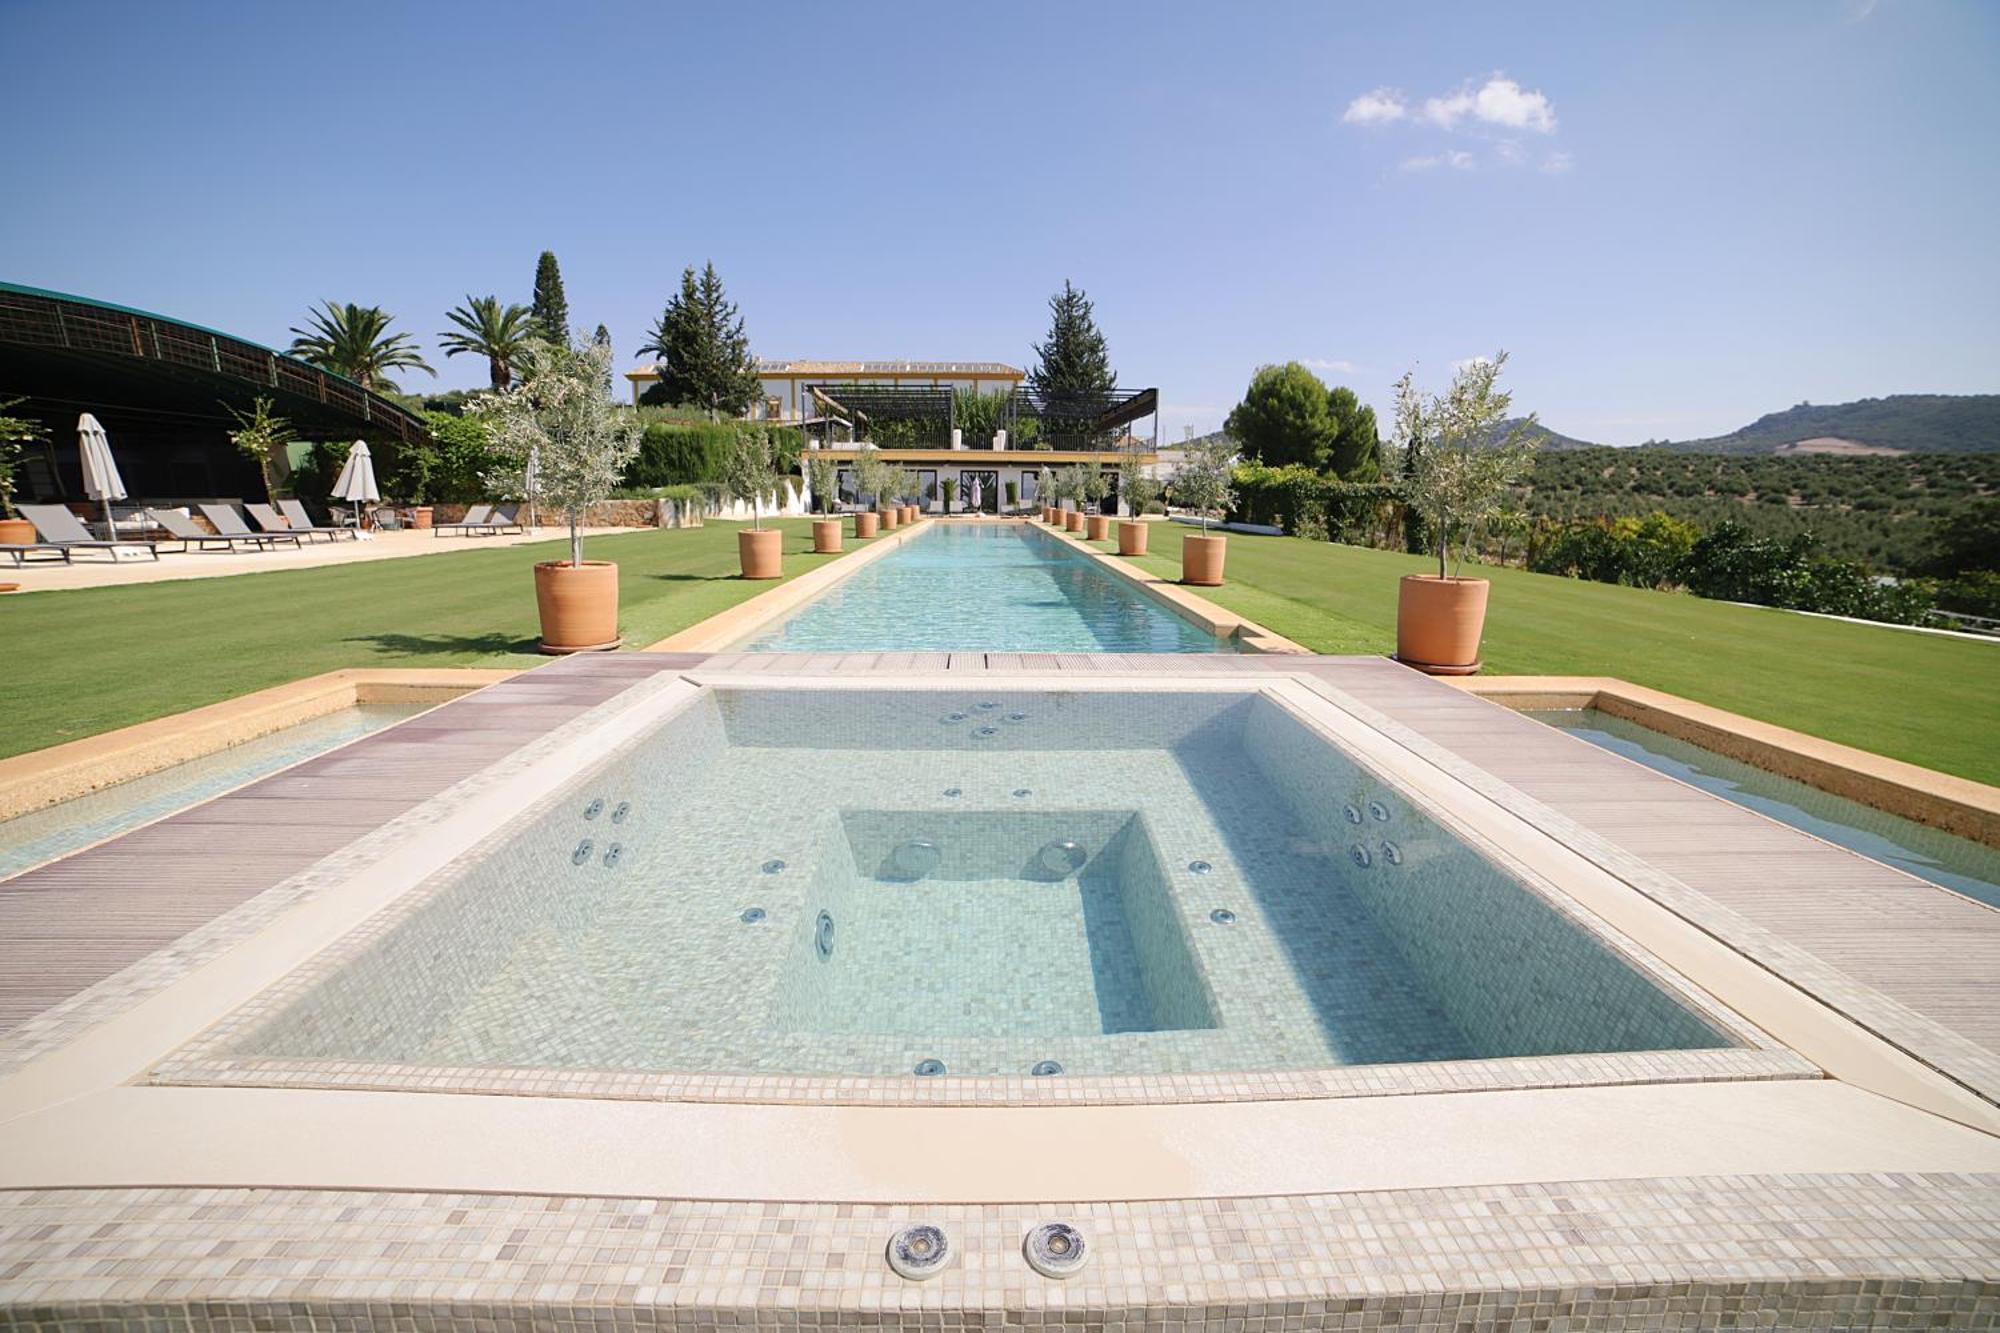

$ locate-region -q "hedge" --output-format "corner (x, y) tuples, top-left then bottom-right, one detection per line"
(1229, 462), (1397, 540)
(623, 421), (802, 488)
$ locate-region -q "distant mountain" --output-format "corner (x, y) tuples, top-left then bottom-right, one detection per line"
(1654, 395), (2000, 455)
(1515, 394), (2000, 456)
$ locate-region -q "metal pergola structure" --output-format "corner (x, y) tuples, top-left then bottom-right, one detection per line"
(805, 383), (1158, 451)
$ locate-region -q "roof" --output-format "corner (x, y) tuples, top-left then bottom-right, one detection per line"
(626, 358), (1024, 380)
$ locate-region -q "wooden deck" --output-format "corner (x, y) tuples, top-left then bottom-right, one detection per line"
(4, 651), (1996, 1107)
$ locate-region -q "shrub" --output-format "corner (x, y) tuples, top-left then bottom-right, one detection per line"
(623, 419), (800, 488)
(1230, 461), (1396, 542)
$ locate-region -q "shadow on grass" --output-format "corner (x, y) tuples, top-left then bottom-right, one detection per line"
(349, 631), (538, 657)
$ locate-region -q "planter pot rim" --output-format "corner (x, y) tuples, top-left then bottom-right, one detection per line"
(534, 559), (617, 572)
(1401, 572), (1488, 585)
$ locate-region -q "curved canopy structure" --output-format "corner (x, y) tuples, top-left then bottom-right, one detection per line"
(0, 282), (426, 505)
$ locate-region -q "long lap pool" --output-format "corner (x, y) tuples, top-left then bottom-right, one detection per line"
(740, 522), (1230, 652)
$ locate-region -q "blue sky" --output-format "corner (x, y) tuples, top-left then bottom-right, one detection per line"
(2, 0), (1995, 444)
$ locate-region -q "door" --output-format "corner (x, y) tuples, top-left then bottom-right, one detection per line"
(959, 469), (999, 513)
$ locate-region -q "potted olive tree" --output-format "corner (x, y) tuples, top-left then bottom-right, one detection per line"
(725, 425), (783, 578)
(852, 451), (887, 537)
(1173, 432), (1236, 586)
(897, 466), (920, 525)
(0, 399), (46, 547)
(806, 454), (842, 553)
(1056, 465), (1085, 532)
(1082, 466), (1112, 540)
(1037, 465), (1056, 523)
(1386, 352), (1537, 673)
(475, 340), (641, 652)
(1116, 445), (1159, 556)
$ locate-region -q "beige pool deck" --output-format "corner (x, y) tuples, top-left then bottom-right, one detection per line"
(2, 652), (1998, 1328)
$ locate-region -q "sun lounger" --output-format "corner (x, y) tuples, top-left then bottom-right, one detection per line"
(247, 502), (339, 544)
(199, 503), (301, 549)
(278, 499), (357, 540)
(2, 503), (160, 565)
(149, 507), (286, 552)
(433, 504), (493, 536)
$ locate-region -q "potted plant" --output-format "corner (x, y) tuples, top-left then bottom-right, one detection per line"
(1059, 465), (1088, 532)
(900, 467), (920, 524)
(853, 451), (887, 537)
(1116, 445), (1159, 556)
(1082, 466), (1112, 540)
(1386, 352), (1537, 673)
(807, 454), (842, 553)
(1037, 465), (1055, 522)
(474, 340), (640, 652)
(1173, 432), (1236, 586)
(0, 399), (45, 547)
(724, 424), (783, 578)
(941, 476), (959, 515)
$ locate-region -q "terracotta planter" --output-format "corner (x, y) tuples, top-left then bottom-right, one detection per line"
(0, 518), (33, 546)
(533, 560), (620, 654)
(854, 511), (879, 538)
(811, 518), (842, 554)
(1118, 520), (1149, 556)
(1181, 533), (1227, 586)
(409, 506), (434, 530)
(1085, 514), (1110, 541)
(1395, 574), (1490, 674)
(880, 507), (900, 530)
(738, 527), (783, 579)
(903, 505), (918, 524)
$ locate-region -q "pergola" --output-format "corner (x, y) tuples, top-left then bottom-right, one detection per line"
(806, 383), (1158, 450)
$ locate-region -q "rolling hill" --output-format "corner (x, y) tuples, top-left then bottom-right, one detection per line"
(1518, 394), (2000, 455)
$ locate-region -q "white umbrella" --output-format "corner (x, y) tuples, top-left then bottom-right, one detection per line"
(969, 478), (983, 514)
(333, 440), (380, 530)
(524, 444), (541, 530)
(77, 413), (127, 539)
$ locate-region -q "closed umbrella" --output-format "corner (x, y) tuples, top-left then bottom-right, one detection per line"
(77, 413), (127, 539)
(969, 478), (983, 514)
(524, 444), (540, 530)
(333, 440), (380, 531)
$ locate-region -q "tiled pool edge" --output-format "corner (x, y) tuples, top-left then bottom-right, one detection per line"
(1039, 518), (1311, 653)
(644, 518), (938, 652)
(1457, 675), (2000, 849)
(2, 1174), (1995, 1328)
(0, 667), (515, 821)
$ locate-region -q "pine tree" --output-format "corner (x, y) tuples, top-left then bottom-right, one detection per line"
(531, 251), (571, 346)
(637, 262), (760, 419)
(1029, 280), (1117, 399)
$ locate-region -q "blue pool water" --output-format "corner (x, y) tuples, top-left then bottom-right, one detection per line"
(741, 523), (1230, 653)
(1531, 709), (2000, 909)
(230, 689), (1734, 1078)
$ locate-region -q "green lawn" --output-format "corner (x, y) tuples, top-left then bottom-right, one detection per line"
(1078, 525), (2000, 785)
(0, 520), (855, 760)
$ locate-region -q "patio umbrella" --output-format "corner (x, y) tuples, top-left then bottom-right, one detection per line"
(524, 444), (540, 530)
(969, 478), (983, 513)
(77, 413), (127, 539)
(332, 440), (380, 530)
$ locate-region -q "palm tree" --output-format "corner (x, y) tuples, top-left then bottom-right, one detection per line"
(439, 295), (538, 390)
(287, 301), (434, 390)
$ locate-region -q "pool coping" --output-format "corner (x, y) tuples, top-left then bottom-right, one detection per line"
(1038, 516), (1311, 654)
(0, 667), (515, 822)
(1455, 675), (2000, 849)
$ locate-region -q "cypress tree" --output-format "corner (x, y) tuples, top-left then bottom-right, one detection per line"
(592, 323), (613, 396)
(531, 251), (571, 346)
(638, 262), (760, 419)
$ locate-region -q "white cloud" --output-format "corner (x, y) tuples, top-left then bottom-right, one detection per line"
(1341, 88), (1407, 125)
(1300, 358), (1361, 374)
(1416, 75), (1557, 134)
(1494, 139), (1527, 166)
(1539, 151), (1574, 174)
(1400, 149), (1475, 173)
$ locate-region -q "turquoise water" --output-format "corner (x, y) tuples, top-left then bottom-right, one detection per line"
(234, 690), (1734, 1078)
(1531, 709), (2000, 909)
(0, 704), (429, 881)
(741, 523), (1230, 653)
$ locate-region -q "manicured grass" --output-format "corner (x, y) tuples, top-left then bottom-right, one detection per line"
(0, 519), (859, 760)
(1076, 523), (2000, 785)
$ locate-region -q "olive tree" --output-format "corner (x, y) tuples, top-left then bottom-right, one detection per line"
(474, 339), (640, 566)
(1172, 433), (1237, 533)
(805, 453), (839, 514)
(722, 424), (778, 530)
(1385, 352), (1538, 579)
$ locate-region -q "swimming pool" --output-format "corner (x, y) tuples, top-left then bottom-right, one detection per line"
(202, 686), (1740, 1086)
(739, 523), (1230, 652)
(1530, 708), (2000, 908)
(0, 704), (430, 881)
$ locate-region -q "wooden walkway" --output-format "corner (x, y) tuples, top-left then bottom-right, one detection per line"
(4, 651), (1996, 1106)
